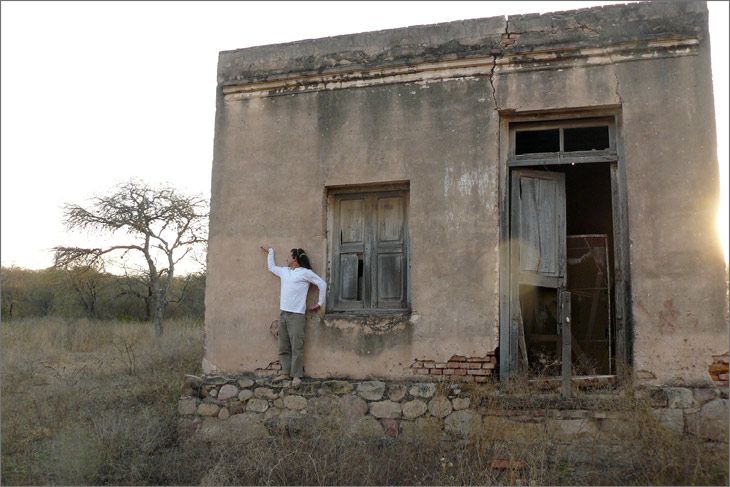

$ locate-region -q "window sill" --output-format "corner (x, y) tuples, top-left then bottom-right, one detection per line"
(325, 310), (411, 318)
(322, 310), (412, 334)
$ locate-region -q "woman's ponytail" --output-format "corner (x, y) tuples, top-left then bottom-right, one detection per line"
(291, 248), (312, 269)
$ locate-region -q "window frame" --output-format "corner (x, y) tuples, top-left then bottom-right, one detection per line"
(326, 183), (411, 314)
(508, 117), (617, 167)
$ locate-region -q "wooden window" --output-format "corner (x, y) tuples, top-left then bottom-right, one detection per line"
(329, 188), (409, 312)
(508, 117), (616, 166)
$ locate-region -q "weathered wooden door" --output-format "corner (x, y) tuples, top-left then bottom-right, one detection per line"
(509, 169), (567, 373)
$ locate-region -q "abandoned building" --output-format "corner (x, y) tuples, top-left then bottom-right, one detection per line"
(203, 1), (728, 394)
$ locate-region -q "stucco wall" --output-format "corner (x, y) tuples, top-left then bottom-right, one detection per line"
(207, 76), (500, 378)
(206, 1), (728, 384)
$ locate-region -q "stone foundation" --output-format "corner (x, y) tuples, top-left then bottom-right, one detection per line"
(179, 374), (729, 443)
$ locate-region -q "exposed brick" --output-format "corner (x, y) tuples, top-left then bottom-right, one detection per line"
(453, 369), (467, 376)
(415, 369), (429, 375)
(429, 369), (443, 375)
(709, 363), (728, 374)
(423, 362), (436, 369)
(482, 362), (496, 369)
(443, 369), (455, 375)
(449, 355), (467, 362)
(466, 363), (482, 369)
(411, 361), (424, 369)
(446, 362), (461, 368)
(434, 363), (447, 369)
(719, 373), (729, 381)
(468, 369), (489, 375)
(466, 357), (485, 362)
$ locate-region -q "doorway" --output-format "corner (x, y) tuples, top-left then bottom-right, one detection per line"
(511, 163), (615, 376)
(499, 114), (629, 381)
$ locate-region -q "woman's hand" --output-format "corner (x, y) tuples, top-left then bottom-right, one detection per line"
(308, 304), (321, 312)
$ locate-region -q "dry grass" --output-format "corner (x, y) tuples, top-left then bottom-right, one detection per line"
(1, 317), (728, 485)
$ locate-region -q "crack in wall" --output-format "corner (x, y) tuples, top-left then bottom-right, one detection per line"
(613, 68), (624, 104)
(488, 17), (509, 111)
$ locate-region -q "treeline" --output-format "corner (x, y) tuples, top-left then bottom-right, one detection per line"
(0, 266), (205, 322)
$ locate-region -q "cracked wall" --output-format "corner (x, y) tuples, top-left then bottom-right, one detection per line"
(207, 2), (727, 384)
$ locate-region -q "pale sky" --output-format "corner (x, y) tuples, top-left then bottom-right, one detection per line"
(2, 1), (728, 275)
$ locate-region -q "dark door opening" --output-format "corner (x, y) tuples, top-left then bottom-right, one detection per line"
(510, 163), (615, 377)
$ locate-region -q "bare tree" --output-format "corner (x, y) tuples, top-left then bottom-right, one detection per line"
(53, 180), (208, 336)
(59, 255), (106, 320)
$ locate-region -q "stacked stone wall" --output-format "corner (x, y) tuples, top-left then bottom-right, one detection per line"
(179, 374), (728, 443)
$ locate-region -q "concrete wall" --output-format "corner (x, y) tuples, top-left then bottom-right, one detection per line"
(206, 1), (728, 384)
(207, 74), (500, 378)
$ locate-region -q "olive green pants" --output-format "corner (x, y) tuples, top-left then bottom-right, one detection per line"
(278, 311), (306, 378)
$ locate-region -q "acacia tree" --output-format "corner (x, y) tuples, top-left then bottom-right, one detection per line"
(59, 256), (106, 320)
(53, 180), (208, 336)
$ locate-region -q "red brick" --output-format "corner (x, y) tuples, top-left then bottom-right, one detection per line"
(719, 373), (729, 381)
(449, 355), (467, 362)
(482, 362), (496, 369)
(465, 363), (482, 369)
(429, 369), (443, 375)
(453, 369), (467, 376)
(434, 363), (447, 369)
(468, 369), (489, 375)
(709, 363), (728, 373)
(446, 362), (461, 368)
(443, 369), (455, 375)
(423, 361), (436, 369)
(414, 369), (429, 375)
(466, 357), (486, 362)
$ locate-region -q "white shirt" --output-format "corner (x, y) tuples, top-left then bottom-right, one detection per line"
(268, 248), (327, 314)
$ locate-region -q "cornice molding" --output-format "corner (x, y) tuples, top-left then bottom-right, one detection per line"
(222, 37), (699, 101)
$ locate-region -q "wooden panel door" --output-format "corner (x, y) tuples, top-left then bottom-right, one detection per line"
(509, 169), (567, 371)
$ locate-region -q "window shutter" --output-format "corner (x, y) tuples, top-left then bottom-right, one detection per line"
(334, 197), (366, 309)
(373, 193), (408, 309)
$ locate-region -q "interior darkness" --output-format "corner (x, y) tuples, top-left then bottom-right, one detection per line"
(357, 256), (364, 301)
(515, 129), (560, 154)
(563, 126), (610, 152)
(518, 163), (615, 376)
(515, 125), (610, 154)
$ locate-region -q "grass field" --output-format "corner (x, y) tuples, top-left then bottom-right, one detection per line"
(1, 317), (728, 485)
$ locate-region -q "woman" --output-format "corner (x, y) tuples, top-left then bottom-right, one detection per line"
(260, 246), (327, 387)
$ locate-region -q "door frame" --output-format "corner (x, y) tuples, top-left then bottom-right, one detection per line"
(497, 109), (633, 383)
